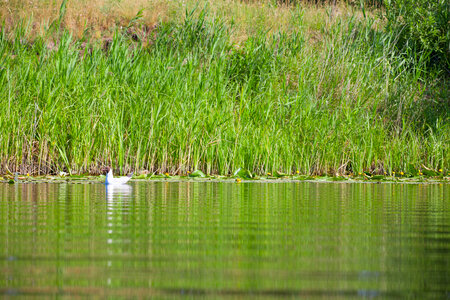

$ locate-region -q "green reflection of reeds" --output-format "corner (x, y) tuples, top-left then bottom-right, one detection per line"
(0, 182), (448, 298)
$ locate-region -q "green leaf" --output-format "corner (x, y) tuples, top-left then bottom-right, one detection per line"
(275, 171), (288, 178)
(189, 170), (206, 178)
(407, 163), (418, 175)
(422, 169), (437, 176)
(233, 168), (253, 179)
(151, 174), (166, 179)
(421, 165), (438, 176)
(133, 174), (147, 179)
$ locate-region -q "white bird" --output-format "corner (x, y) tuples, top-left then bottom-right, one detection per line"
(105, 167), (132, 185)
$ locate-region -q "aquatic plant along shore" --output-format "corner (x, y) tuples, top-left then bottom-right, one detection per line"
(0, 1), (448, 177)
(1, 172), (449, 185)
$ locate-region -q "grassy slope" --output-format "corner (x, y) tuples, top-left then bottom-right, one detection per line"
(0, 1), (448, 175)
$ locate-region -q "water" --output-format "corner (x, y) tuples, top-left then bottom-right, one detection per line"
(0, 181), (449, 298)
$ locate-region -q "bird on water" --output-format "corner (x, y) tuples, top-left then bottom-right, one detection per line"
(104, 167), (132, 185)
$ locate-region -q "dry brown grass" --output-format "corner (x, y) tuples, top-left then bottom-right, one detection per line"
(1, 0), (171, 38)
(0, 0), (375, 42)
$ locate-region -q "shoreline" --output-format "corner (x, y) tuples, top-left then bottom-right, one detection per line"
(1, 175), (448, 185)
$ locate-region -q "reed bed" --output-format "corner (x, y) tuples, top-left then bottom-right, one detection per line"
(0, 3), (448, 176)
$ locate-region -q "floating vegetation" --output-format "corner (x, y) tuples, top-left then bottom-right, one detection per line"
(189, 170), (207, 178)
(234, 168), (253, 179)
(1, 169), (448, 185)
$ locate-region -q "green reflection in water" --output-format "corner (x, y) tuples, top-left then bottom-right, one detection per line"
(0, 182), (449, 298)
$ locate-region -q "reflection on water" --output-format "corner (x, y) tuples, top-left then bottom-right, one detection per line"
(106, 184), (132, 203)
(0, 182), (449, 298)
(105, 183), (132, 285)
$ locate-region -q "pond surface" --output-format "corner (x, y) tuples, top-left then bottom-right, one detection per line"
(0, 182), (449, 298)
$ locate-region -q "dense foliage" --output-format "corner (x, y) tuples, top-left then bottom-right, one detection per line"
(384, 0), (449, 70)
(0, 8), (448, 175)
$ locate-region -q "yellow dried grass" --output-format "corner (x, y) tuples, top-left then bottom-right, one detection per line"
(0, 0), (373, 42)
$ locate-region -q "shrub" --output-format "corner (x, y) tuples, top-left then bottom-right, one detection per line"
(383, 0), (449, 71)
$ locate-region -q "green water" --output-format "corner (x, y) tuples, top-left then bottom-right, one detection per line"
(0, 182), (449, 298)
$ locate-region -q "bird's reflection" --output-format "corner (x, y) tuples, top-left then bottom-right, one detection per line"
(105, 184), (132, 203)
(105, 184), (132, 286)
(105, 183), (132, 231)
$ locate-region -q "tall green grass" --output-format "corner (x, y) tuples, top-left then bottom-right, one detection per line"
(0, 9), (448, 175)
